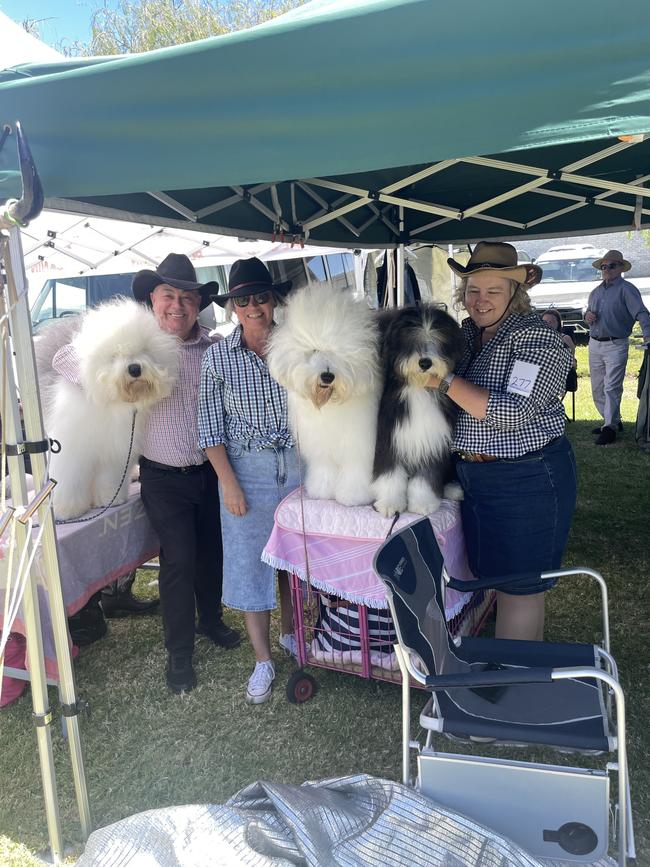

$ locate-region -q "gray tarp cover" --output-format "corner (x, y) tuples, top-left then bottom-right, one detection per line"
(75, 774), (614, 866)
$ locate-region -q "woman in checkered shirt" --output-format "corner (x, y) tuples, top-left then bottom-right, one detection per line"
(426, 242), (577, 642)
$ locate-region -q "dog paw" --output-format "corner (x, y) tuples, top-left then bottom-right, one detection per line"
(335, 484), (373, 508)
(407, 495), (441, 515)
(373, 497), (407, 518)
(443, 481), (464, 501)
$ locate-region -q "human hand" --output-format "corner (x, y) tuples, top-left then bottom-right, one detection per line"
(426, 372), (442, 390)
(585, 311), (597, 325)
(223, 482), (247, 516)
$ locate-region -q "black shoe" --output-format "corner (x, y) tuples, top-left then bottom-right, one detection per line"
(197, 621), (242, 649)
(595, 426), (616, 445)
(592, 422), (623, 435)
(68, 593), (108, 647)
(101, 589), (159, 619)
(166, 653), (196, 694)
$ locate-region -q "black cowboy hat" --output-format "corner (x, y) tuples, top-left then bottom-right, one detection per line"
(214, 257), (292, 308)
(132, 253), (219, 310)
(447, 241), (543, 287)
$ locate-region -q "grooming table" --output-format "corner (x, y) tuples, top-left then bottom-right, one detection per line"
(1, 482), (158, 690)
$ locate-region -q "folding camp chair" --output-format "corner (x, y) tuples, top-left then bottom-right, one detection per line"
(373, 517), (634, 865)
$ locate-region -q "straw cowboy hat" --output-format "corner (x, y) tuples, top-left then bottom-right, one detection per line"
(592, 250), (631, 271)
(132, 253), (218, 310)
(447, 241), (543, 287)
(214, 257), (292, 307)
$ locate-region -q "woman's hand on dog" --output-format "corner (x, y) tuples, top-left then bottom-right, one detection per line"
(222, 481), (248, 516)
(426, 373), (442, 390)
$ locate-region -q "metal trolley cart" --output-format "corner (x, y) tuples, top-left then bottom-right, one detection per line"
(262, 490), (494, 703)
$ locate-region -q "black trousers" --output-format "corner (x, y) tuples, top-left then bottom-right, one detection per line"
(139, 460), (223, 655)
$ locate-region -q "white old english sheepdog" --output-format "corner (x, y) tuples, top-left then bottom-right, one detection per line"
(372, 304), (465, 517)
(35, 298), (179, 520)
(267, 284), (381, 506)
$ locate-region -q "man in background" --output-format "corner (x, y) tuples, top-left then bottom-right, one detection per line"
(585, 250), (650, 445)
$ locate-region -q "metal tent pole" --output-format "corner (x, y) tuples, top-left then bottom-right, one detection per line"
(2, 229), (93, 841)
(0, 278), (64, 864)
(396, 206), (405, 307)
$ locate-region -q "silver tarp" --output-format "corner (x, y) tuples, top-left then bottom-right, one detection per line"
(75, 774), (615, 866)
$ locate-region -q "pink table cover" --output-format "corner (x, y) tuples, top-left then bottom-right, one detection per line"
(262, 490), (475, 618)
(0, 482), (159, 680)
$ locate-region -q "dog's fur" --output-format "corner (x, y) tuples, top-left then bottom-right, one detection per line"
(35, 298), (179, 520)
(372, 305), (464, 517)
(267, 284), (381, 506)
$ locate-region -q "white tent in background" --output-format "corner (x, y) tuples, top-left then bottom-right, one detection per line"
(0, 11), (63, 69)
(21, 210), (350, 279)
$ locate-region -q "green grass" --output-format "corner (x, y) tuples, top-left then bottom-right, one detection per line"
(1, 344), (649, 865)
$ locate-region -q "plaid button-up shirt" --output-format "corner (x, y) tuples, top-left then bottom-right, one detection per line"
(453, 314), (570, 459)
(51, 325), (215, 467)
(198, 325), (293, 451)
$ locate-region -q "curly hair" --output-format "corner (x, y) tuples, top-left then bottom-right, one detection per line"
(452, 276), (533, 315)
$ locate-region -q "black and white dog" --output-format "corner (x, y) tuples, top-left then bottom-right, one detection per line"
(372, 305), (465, 517)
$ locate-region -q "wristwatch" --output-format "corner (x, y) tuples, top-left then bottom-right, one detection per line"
(438, 373), (455, 395)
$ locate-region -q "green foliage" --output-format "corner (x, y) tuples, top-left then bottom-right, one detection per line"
(83, 0), (304, 55)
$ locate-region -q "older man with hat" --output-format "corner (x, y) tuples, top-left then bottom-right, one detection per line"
(51, 253), (241, 693)
(585, 250), (650, 445)
(127, 253), (241, 693)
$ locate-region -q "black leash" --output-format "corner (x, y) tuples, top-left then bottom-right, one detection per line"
(55, 410), (138, 525)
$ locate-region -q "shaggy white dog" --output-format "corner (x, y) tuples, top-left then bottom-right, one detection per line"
(36, 298), (179, 520)
(267, 285), (381, 507)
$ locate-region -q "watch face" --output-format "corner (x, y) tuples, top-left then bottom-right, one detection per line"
(438, 378), (450, 395)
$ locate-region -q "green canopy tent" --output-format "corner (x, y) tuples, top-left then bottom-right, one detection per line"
(0, 1), (648, 860)
(1, 0), (650, 247)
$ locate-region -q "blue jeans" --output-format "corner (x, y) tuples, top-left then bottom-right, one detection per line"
(220, 442), (299, 612)
(455, 436), (577, 595)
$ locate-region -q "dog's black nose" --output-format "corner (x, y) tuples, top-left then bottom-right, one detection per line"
(128, 363), (142, 378)
(418, 358), (432, 371)
(320, 371), (335, 384)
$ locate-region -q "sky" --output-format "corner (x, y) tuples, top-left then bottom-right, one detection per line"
(0, 0), (118, 50)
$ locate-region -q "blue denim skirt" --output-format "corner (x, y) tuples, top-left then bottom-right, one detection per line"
(455, 436), (577, 596)
(220, 442), (299, 612)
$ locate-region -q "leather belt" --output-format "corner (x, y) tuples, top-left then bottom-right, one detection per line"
(591, 336), (622, 342)
(140, 457), (206, 475)
(455, 451), (499, 463)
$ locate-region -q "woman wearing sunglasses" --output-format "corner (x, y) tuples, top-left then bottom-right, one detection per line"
(198, 258), (298, 704)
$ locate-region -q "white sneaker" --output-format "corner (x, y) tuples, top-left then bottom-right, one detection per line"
(278, 633), (299, 659)
(246, 660), (275, 704)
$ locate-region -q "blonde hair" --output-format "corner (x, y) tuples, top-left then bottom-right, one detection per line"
(452, 276), (533, 315)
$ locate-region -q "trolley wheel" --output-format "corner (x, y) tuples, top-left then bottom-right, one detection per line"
(286, 669), (317, 704)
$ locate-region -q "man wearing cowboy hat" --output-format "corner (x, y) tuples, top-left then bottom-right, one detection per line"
(585, 250), (650, 445)
(130, 253), (241, 693)
(51, 253), (241, 693)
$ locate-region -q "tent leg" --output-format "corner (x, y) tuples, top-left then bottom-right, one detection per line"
(0, 288), (64, 863)
(2, 229), (93, 842)
(397, 206), (405, 307)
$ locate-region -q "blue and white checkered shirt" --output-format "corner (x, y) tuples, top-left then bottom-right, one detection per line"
(198, 325), (294, 451)
(453, 314), (570, 459)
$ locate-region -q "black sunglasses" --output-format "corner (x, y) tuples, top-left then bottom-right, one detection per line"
(601, 262), (622, 271)
(233, 291), (271, 308)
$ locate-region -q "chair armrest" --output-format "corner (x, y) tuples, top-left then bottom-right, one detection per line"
(425, 667), (553, 690)
(540, 567), (610, 653)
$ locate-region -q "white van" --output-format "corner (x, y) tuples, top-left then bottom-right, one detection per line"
(526, 244), (605, 340)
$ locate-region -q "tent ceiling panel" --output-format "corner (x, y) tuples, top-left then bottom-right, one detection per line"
(1, 0), (650, 247)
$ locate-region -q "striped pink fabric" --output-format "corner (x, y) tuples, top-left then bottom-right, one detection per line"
(141, 327), (216, 466)
(262, 494), (475, 615)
